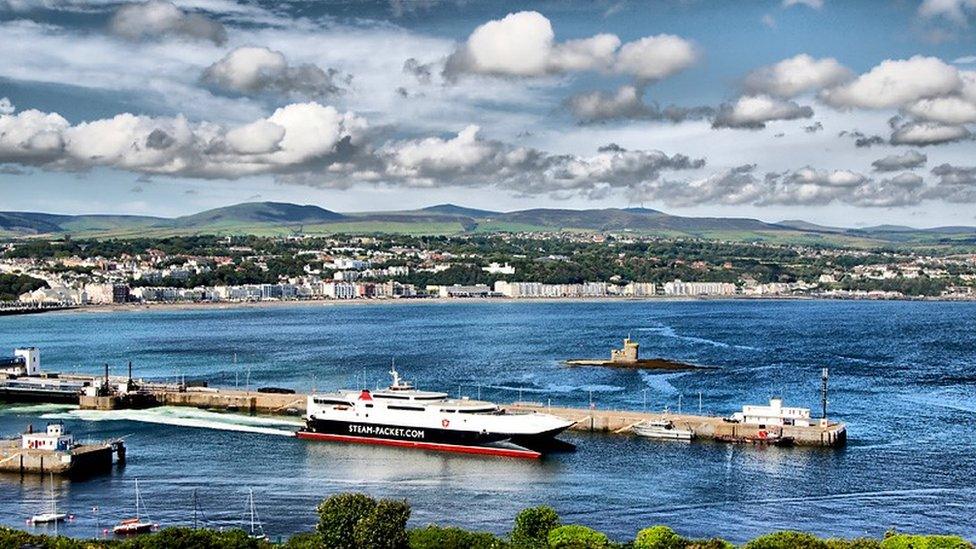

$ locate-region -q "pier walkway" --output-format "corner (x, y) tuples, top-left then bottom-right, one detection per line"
(511, 403), (846, 447)
(76, 387), (846, 447)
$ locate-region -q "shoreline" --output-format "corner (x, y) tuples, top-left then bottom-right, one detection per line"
(45, 293), (976, 315)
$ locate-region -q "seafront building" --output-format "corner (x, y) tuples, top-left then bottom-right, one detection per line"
(662, 280), (736, 296)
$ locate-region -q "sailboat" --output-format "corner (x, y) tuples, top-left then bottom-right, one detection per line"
(113, 479), (157, 535)
(244, 488), (267, 541)
(29, 473), (68, 526)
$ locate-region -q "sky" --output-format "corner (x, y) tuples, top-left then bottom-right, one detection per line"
(1, 0), (976, 228)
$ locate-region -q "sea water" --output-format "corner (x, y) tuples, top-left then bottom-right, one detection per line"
(0, 300), (974, 542)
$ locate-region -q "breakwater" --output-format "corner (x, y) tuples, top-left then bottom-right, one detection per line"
(72, 386), (846, 447)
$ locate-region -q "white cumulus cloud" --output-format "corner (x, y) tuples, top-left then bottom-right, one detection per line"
(744, 54), (851, 98)
(109, 0), (227, 45)
(444, 11), (696, 82)
(712, 95), (813, 129)
(889, 121), (972, 145)
(820, 56), (962, 109)
(202, 46), (347, 98)
(0, 102), (368, 178)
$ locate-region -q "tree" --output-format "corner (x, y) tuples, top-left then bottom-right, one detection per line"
(634, 526), (685, 549)
(317, 493), (377, 549)
(744, 531), (829, 549)
(353, 499), (410, 549)
(408, 525), (508, 549)
(546, 525), (609, 549)
(510, 506), (560, 548)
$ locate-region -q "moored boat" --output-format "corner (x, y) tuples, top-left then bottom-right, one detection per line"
(244, 488), (267, 541)
(113, 479), (157, 536)
(29, 472), (69, 527)
(298, 367), (574, 458)
(633, 419), (694, 441)
(29, 512), (68, 525)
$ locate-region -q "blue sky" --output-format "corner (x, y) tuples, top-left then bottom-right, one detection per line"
(1, 0), (975, 227)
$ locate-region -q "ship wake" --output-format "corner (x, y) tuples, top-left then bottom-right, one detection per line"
(40, 406), (301, 437)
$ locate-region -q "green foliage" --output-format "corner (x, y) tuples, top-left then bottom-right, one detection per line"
(352, 499), (410, 549)
(316, 493), (377, 549)
(744, 531), (830, 549)
(119, 528), (265, 548)
(0, 273), (47, 301)
(279, 532), (324, 549)
(880, 534), (972, 549)
(546, 525), (609, 549)
(511, 506), (561, 548)
(1, 506), (973, 549)
(634, 526), (685, 549)
(825, 538), (882, 549)
(0, 526), (267, 549)
(408, 525), (507, 549)
(685, 540), (735, 549)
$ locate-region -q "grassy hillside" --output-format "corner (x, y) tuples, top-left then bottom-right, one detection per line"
(3, 201), (976, 248)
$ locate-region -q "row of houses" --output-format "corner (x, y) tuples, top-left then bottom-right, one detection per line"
(493, 280), (735, 298)
(19, 277), (808, 306)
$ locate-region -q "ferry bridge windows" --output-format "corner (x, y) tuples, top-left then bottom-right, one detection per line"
(314, 398), (354, 407)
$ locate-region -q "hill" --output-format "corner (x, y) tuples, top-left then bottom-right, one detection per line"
(176, 202), (346, 226)
(2, 201), (975, 248)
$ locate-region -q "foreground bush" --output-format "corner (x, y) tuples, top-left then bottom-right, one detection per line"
(511, 506), (561, 548)
(2, 497), (973, 549)
(635, 526), (685, 549)
(408, 525), (508, 548)
(547, 525), (609, 549)
(353, 499), (410, 549)
(317, 492), (377, 549)
(880, 533), (972, 549)
(0, 526), (268, 549)
(745, 531), (832, 549)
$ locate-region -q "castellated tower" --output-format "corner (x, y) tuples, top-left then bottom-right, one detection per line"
(610, 338), (639, 364)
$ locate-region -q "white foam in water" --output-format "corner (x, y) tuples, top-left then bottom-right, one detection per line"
(40, 406), (301, 437)
(639, 323), (760, 351)
(0, 403), (79, 415)
(638, 370), (686, 394)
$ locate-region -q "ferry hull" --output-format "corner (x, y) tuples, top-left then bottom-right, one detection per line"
(296, 430), (542, 459)
(300, 418), (568, 458)
(305, 418), (508, 446)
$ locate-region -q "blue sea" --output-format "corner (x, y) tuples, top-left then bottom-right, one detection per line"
(1, 300), (974, 543)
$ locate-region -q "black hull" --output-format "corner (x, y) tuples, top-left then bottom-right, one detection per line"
(304, 418), (574, 451)
(305, 418), (512, 446)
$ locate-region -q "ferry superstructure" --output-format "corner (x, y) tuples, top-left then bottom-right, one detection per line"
(297, 369), (574, 458)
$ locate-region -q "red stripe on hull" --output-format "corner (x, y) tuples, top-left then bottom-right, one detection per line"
(296, 430), (542, 459)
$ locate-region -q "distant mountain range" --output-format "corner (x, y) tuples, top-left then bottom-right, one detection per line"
(2, 201), (975, 247)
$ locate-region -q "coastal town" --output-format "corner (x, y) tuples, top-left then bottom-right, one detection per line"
(2, 232), (975, 309)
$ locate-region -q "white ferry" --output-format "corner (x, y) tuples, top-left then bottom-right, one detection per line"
(298, 369), (574, 458)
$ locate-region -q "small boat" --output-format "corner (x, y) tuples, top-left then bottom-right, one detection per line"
(30, 512), (68, 525)
(633, 420), (694, 441)
(743, 430), (794, 446)
(30, 473), (68, 526)
(113, 479), (157, 536)
(244, 488), (267, 541)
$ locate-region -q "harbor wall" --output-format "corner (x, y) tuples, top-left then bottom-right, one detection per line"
(511, 403), (846, 447)
(74, 387), (845, 447)
(0, 443), (115, 476)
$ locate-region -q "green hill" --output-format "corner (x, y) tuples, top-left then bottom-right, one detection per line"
(2, 201), (975, 248)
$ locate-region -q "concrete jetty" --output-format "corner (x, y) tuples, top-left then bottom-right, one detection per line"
(0, 423), (125, 476)
(76, 386), (845, 448)
(510, 403), (846, 447)
(1, 347), (845, 449)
